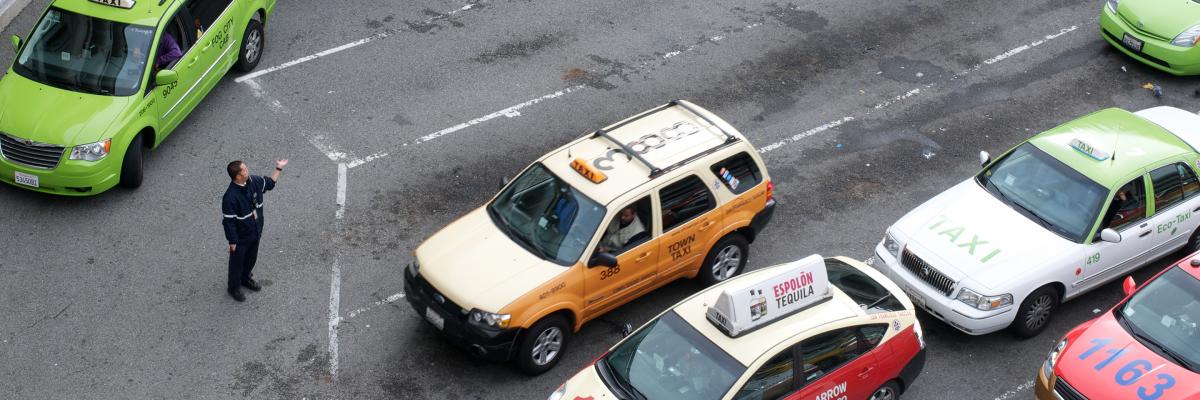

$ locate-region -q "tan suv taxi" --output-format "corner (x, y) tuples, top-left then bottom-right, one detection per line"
(403, 100), (776, 374)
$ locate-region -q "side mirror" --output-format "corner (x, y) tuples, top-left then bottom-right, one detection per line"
(155, 69), (179, 85)
(1100, 228), (1122, 243)
(499, 175), (510, 189)
(588, 253), (618, 268)
(1122, 276), (1137, 297)
(979, 151), (991, 167)
(11, 35), (21, 53)
(620, 323), (633, 338)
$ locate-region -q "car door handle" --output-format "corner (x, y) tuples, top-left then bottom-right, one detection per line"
(635, 251), (653, 262)
(1139, 223), (1149, 228)
(187, 56), (198, 67)
(1140, 231), (1152, 238)
(857, 367), (873, 379)
(698, 221), (717, 232)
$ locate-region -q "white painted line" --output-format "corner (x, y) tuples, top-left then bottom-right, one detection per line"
(235, 2), (485, 83)
(327, 258), (342, 377)
(242, 79), (289, 114)
(346, 152), (388, 169)
(761, 25), (1080, 155)
(993, 380), (1034, 400)
(339, 292), (406, 323)
(335, 163), (347, 220)
(411, 85), (586, 146)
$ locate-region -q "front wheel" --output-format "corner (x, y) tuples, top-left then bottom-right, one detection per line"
(699, 234), (749, 286)
(234, 19), (264, 72)
(118, 134), (144, 188)
(515, 314), (570, 375)
(1009, 286), (1059, 338)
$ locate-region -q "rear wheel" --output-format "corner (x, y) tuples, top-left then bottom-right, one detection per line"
(118, 134), (144, 188)
(1183, 226), (1200, 255)
(699, 234), (748, 286)
(869, 380), (902, 400)
(515, 314), (570, 375)
(1009, 286), (1059, 338)
(234, 19), (264, 72)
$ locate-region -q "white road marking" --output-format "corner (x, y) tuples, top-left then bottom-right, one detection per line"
(335, 163), (347, 219)
(235, 2), (484, 83)
(327, 258), (342, 377)
(338, 292), (406, 323)
(993, 380), (1034, 400)
(242, 79), (288, 114)
(760, 25), (1079, 155)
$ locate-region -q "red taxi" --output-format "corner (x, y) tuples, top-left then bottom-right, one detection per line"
(1036, 253), (1200, 400)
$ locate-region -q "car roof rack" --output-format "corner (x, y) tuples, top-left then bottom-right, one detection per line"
(590, 100), (741, 179)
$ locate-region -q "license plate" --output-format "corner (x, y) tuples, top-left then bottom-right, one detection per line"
(903, 285), (926, 308)
(14, 171), (38, 188)
(424, 307), (444, 331)
(1122, 33), (1144, 52)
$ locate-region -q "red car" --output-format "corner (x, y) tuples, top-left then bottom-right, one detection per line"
(1036, 254), (1200, 400)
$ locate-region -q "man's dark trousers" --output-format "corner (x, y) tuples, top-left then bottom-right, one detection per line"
(228, 240), (260, 290)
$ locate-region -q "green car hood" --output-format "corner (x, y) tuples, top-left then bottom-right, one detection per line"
(1119, 0), (1200, 40)
(0, 72), (133, 146)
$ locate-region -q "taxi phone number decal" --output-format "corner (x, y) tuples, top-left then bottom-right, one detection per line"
(1077, 338), (1175, 400)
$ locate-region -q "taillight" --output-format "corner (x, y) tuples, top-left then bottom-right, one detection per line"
(765, 181), (774, 202)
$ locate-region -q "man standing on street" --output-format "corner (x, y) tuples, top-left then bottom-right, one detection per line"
(222, 158), (288, 302)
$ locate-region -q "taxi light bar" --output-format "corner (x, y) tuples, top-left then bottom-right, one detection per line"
(1069, 138), (1110, 161)
(705, 254), (832, 337)
(570, 157), (608, 183)
(89, 0), (136, 8)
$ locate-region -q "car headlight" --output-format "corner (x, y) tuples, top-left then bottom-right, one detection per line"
(1042, 338), (1068, 378)
(468, 309), (511, 329)
(882, 230), (903, 260)
(955, 287), (1013, 311)
(1105, 0), (1118, 13)
(547, 385), (566, 400)
(69, 139), (111, 161)
(1172, 25), (1200, 47)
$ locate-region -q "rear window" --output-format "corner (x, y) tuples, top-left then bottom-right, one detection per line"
(711, 152), (762, 194)
(826, 259), (904, 313)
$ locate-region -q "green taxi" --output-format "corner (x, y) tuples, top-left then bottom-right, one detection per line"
(0, 0), (276, 195)
(1100, 0), (1200, 75)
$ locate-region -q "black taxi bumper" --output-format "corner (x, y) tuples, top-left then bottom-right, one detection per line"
(898, 347), (927, 393)
(749, 198), (777, 239)
(403, 269), (521, 362)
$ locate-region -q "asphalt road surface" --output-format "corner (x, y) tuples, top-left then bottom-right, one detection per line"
(2, 0), (1199, 398)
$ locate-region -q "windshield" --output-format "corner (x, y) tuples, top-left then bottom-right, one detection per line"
(13, 7), (153, 96)
(976, 143), (1106, 243)
(1116, 267), (1200, 372)
(601, 311), (744, 400)
(488, 163), (605, 265)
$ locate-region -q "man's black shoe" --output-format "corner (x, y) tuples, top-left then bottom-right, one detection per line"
(229, 288), (246, 302)
(243, 279), (262, 292)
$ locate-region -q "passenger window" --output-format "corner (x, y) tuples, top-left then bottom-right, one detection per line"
(859, 325), (889, 350)
(826, 259), (904, 313)
(1180, 163), (1200, 199)
(734, 350), (794, 400)
(188, 0), (234, 35)
(1101, 177), (1146, 232)
(154, 14), (192, 71)
(659, 176), (715, 232)
(799, 328), (866, 384)
(1151, 163), (1194, 212)
(711, 152), (763, 195)
(597, 197), (652, 256)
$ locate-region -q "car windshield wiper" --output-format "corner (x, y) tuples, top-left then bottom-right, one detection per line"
(1006, 196), (1056, 231)
(596, 359), (644, 400)
(865, 292), (895, 310)
(1116, 310), (1200, 372)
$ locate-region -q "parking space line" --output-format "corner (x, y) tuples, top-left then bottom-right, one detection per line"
(335, 163), (347, 219)
(235, 1), (486, 83)
(338, 292), (406, 323)
(993, 380), (1035, 400)
(759, 25), (1079, 155)
(327, 258), (342, 377)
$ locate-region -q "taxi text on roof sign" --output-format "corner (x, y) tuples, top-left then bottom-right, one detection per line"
(89, 0), (136, 8)
(1069, 138), (1111, 161)
(570, 157), (608, 183)
(705, 254), (832, 337)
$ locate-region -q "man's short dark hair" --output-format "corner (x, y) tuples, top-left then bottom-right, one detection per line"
(227, 161), (243, 180)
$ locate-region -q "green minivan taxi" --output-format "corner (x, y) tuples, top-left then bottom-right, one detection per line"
(0, 0), (276, 195)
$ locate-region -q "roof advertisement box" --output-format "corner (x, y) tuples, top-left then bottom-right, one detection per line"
(706, 254), (831, 337)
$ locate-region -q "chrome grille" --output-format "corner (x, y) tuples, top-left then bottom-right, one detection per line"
(1054, 376), (1087, 400)
(900, 249), (955, 296)
(0, 133), (65, 169)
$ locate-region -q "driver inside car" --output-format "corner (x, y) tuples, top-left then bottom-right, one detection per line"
(598, 205), (645, 254)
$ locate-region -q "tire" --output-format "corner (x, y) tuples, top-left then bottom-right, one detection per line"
(1009, 286), (1059, 338)
(234, 19), (264, 72)
(515, 314), (570, 375)
(869, 380), (902, 400)
(1182, 227), (1200, 256)
(699, 234), (749, 287)
(118, 134), (144, 188)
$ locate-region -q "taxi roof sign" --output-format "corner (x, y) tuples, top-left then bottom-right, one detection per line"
(1069, 138), (1111, 161)
(705, 254), (832, 338)
(569, 157), (608, 184)
(89, 0), (136, 8)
